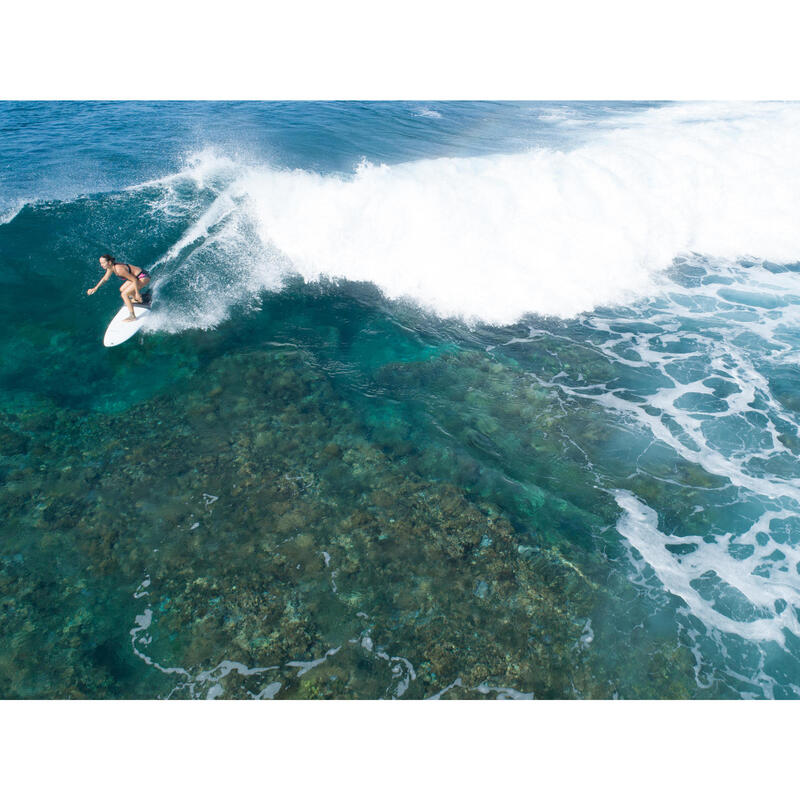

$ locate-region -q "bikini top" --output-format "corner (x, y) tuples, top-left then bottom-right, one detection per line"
(113, 262), (140, 281)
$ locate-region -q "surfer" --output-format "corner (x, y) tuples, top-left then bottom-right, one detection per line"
(87, 254), (151, 321)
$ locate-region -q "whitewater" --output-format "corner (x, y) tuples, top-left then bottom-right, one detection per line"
(120, 102), (800, 331)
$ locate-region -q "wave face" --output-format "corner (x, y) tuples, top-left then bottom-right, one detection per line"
(115, 102), (800, 330)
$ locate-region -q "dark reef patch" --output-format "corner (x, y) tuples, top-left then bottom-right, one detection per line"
(0, 344), (707, 698)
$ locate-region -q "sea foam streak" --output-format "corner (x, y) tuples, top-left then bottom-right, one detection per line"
(511, 252), (800, 694)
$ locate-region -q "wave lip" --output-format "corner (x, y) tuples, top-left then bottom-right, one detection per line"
(0, 199), (27, 226)
(125, 149), (244, 193)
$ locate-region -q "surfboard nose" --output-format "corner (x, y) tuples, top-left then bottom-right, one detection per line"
(103, 303), (152, 347)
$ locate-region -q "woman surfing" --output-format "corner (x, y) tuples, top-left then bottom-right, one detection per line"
(87, 254), (151, 321)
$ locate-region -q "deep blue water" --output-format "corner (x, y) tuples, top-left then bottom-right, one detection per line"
(2, 101), (800, 699)
(0, 101), (658, 206)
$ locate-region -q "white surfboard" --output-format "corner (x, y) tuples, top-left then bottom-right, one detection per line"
(103, 303), (152, 347)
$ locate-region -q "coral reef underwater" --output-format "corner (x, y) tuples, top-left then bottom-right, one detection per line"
(0, 317), (710, 699)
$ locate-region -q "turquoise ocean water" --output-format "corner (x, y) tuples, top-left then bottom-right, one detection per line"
(2, 101), (800, 698)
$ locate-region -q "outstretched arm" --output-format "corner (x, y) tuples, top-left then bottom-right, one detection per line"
(87, 268), (112, 295)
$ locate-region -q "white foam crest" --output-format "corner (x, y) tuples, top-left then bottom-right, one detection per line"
(229, 102), (800, 324)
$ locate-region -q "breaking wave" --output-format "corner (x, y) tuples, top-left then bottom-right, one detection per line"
(135, 102), (800, 331)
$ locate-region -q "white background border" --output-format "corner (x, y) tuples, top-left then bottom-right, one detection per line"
(2, 0), (797, 795)
(4, 0), (800, 99)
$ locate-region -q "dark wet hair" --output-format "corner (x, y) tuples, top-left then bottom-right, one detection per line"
(100, 254), (116, 265)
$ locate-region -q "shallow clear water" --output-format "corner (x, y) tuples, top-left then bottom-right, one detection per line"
(2, 101), (800, 698)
